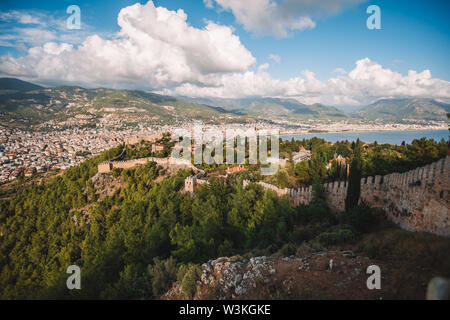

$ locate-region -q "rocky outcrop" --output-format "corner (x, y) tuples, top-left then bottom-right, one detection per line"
(162, 252), (387, 300)
(199, 256), (277, 299)
(90, 172), (124, 201)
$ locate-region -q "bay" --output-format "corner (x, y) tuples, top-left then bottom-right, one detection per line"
(282, 129), (449, 145)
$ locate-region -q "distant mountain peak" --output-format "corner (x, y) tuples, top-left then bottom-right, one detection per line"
(353, 97), (450, 121)
(0, 78), (44, 92)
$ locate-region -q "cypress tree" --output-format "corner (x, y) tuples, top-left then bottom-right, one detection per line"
(345, 139), (363, 211)
(309, 147), (326, 183)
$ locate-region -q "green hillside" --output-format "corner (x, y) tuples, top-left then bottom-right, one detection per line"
(179, 96), (348, 121)
(2, 78), (448, 127)
(353, 98), (450, 121)
(0, 80), (247, 128)
(0, 78), (44, 92)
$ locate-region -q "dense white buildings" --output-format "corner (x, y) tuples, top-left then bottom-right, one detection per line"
(0, 127), (154, 183)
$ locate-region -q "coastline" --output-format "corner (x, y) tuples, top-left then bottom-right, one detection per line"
(280, 128), (449, 145)
(280, 125), (448, 136)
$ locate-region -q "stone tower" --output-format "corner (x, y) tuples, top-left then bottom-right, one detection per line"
(98, 162), (112, 173)
(184, 176), (197, 194)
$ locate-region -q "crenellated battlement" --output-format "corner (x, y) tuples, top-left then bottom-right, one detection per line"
(184, 172), (209, 195)
(98, 156), (198, 173)
(104, 154), (448, 236)
(98, 161), (113, 173)
(242, 156), (449, 237)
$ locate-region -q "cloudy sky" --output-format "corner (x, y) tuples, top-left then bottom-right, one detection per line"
(0, 0), (449, 106)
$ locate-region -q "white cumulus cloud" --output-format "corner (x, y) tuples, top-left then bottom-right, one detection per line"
(203, 0), (214, 9)
(269, 54), (281, 63)
(0, 2), (449, 107)
(0, 10), (43, 25)
(332, 67), (347, 75)
(207, 0), (364, 38)
(258, 63), (270, 71)
(0, 1), (256, 88)
(162, 58), (450, 106)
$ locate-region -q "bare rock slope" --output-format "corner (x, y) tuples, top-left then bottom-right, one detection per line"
(163, 251), (388, 300)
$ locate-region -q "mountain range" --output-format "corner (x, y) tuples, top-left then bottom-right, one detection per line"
(0, 78), (44, 92)
(352, 98), (450, 121)
(179, 96), (348, 121)
(0, 78), (448, 128)
(0, 78), (247, 128)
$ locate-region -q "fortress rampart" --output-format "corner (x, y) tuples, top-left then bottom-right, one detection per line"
(243, 156), (450, 237)
(98, 157), (197, 174)
(100, 155), (449, 236)
(184, 174), (209, 195)
(359, 156), (449, 236)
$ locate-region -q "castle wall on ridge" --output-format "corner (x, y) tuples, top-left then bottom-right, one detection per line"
(242, 156), (450, 237)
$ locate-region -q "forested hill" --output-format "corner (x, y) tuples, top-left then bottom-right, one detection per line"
(0, 78), (248, 128)
(0, 143), (302, 298)
(0, 137), (448, 299)
(352, 98), (450, 121)
(179, 96), (348, 121)
(0, 78), (44, 91)
(1, 78), (449, 127)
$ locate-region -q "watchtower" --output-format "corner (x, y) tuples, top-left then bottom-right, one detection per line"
(98, 162), (112, 173)
(184, 176), (197, 194)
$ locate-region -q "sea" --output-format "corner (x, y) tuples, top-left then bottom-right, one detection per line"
(282, 129), (449, 145)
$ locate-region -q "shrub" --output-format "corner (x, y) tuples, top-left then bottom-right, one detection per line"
(177, 264), (188, 283)
(296, 242), (314, 256)
(273, 243), (297, 257)
(316, 229), (354, 247)
(100, 264), (151, 300)
(112, 168), (122, 178)
(363, 243), (381, 259)
(291, 226), (312, 244)
(180, 264), (202, 299)
(147, 257), (178, 297)
(218, 239), (233, 257)
(229, 255), (244, 262)
(301, 200), (337, 225)
(341, 204), (377, 234)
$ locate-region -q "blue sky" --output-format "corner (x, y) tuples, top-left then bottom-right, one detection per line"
(0, 0), (448, 105)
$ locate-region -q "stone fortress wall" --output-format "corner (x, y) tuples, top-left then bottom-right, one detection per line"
(184, 174), (209, 195)
(242, 156), (449, 237)
(360, 156), (449, 236)
(98, 157), (197, 174)
(99, 154), (449, 236)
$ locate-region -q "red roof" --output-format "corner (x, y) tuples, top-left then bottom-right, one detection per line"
(226, 166), (245, 173)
